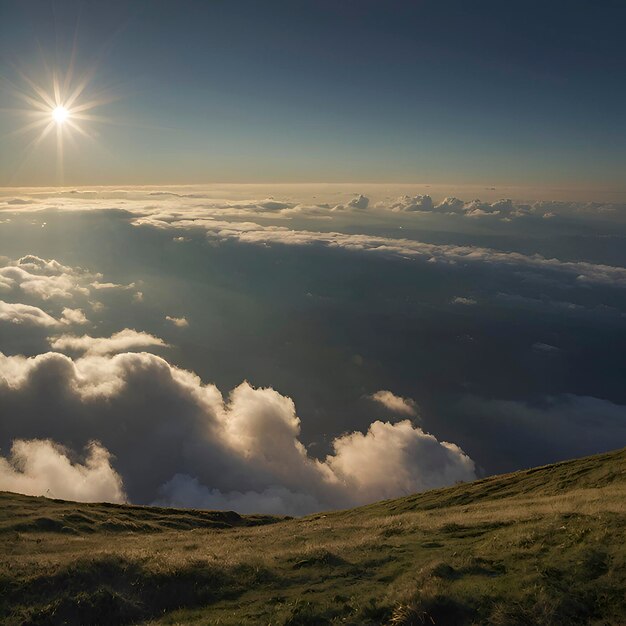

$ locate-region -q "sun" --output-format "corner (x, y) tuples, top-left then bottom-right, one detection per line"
(3, 59), (120, 182)
(52, 106), (69, 125)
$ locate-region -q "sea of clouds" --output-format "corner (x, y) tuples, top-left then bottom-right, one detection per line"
(0, 186), (625, 514)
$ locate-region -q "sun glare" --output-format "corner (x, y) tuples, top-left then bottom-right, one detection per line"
(3, 57), (120, 182)
(52, 106), (69, 124)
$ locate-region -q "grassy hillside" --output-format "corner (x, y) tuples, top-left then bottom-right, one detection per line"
(2, 448), (626, 625)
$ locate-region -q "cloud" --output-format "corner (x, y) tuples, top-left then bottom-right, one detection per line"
(0, 300), (90, 328)
(131, 218), (626, 288)
(165, 315), (189, 328)
(434, 197), (465, 213)
(347, 194), (369, 210)
(91, 281), (136, 291)
(328, 194), (370, 212)
(48, 329), (167, 356)
(388, 195), (434, 212)
(452, 296), (477, 305)
(0, 439), (125, 503)
(0, 255), (92, 300)
(157, 478), (320, 516)
(0, 348), (475, 515)
(327, 420), (475, 500)
(3, 187), (625, 224)
(0, 255), (135, 303)
(368, 390), (418, 416)
(0, 301), (61, 327)
(60, 307), (89, 325)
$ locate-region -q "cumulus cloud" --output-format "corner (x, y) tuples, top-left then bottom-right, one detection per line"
(0, 439), (125, 503)
(0, 255), (136, 303)
(165, 315), (189, 328)
(330, 194), (370, 212)
(0, 301), (90, 328)
(60, 307), (89, 325)
(0, 348), (475, 514)
(327, 420), (475, 500)
(434, 197), (465, 213)
(347, 194), (369, 210)
(0, 301), (61, 327)
(48, 329), (167, 356)
(389, 195), (434, 212)
(0, 255), (92, 300)
(376, 195), (626, 222)
(368, 390), (418, 416)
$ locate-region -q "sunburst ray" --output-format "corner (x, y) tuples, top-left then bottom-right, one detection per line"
(3, 57), (117, 183)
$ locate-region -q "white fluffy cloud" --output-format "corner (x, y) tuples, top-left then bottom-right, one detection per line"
(0, 255), (92, 300)
(0, 348), (475, 514)
(0, 255), (138, 306)
(368, 390), (418, 416)
(0, 301), (90, 328)
(0, 439), (125, 503)
(0, 301), (60, 327)
(327, 420), (475, 500)
(48, 329), (167, 355)
(60, 307), (89, 325)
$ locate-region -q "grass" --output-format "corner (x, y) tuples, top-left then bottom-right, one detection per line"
(1, 447), (626, 624)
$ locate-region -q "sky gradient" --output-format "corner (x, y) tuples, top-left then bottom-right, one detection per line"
(1, 0), (625, 188)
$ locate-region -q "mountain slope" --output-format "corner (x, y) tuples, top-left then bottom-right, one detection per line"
(1, 448), (625, 625)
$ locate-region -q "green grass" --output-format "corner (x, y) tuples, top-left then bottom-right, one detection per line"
(2, 448), (626, 625)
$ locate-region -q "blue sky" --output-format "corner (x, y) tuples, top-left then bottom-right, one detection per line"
(1, 0), (625, 187)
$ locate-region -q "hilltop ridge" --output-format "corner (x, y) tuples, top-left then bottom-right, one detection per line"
(1, 447), (625, 625)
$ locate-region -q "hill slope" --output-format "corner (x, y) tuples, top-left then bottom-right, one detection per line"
(1, 448), (625, 625)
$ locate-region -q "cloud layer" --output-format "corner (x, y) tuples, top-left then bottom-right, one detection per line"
(0, 349), (476, 514)
(130, 217), (626, 288)
(1, 188), (624, 516)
